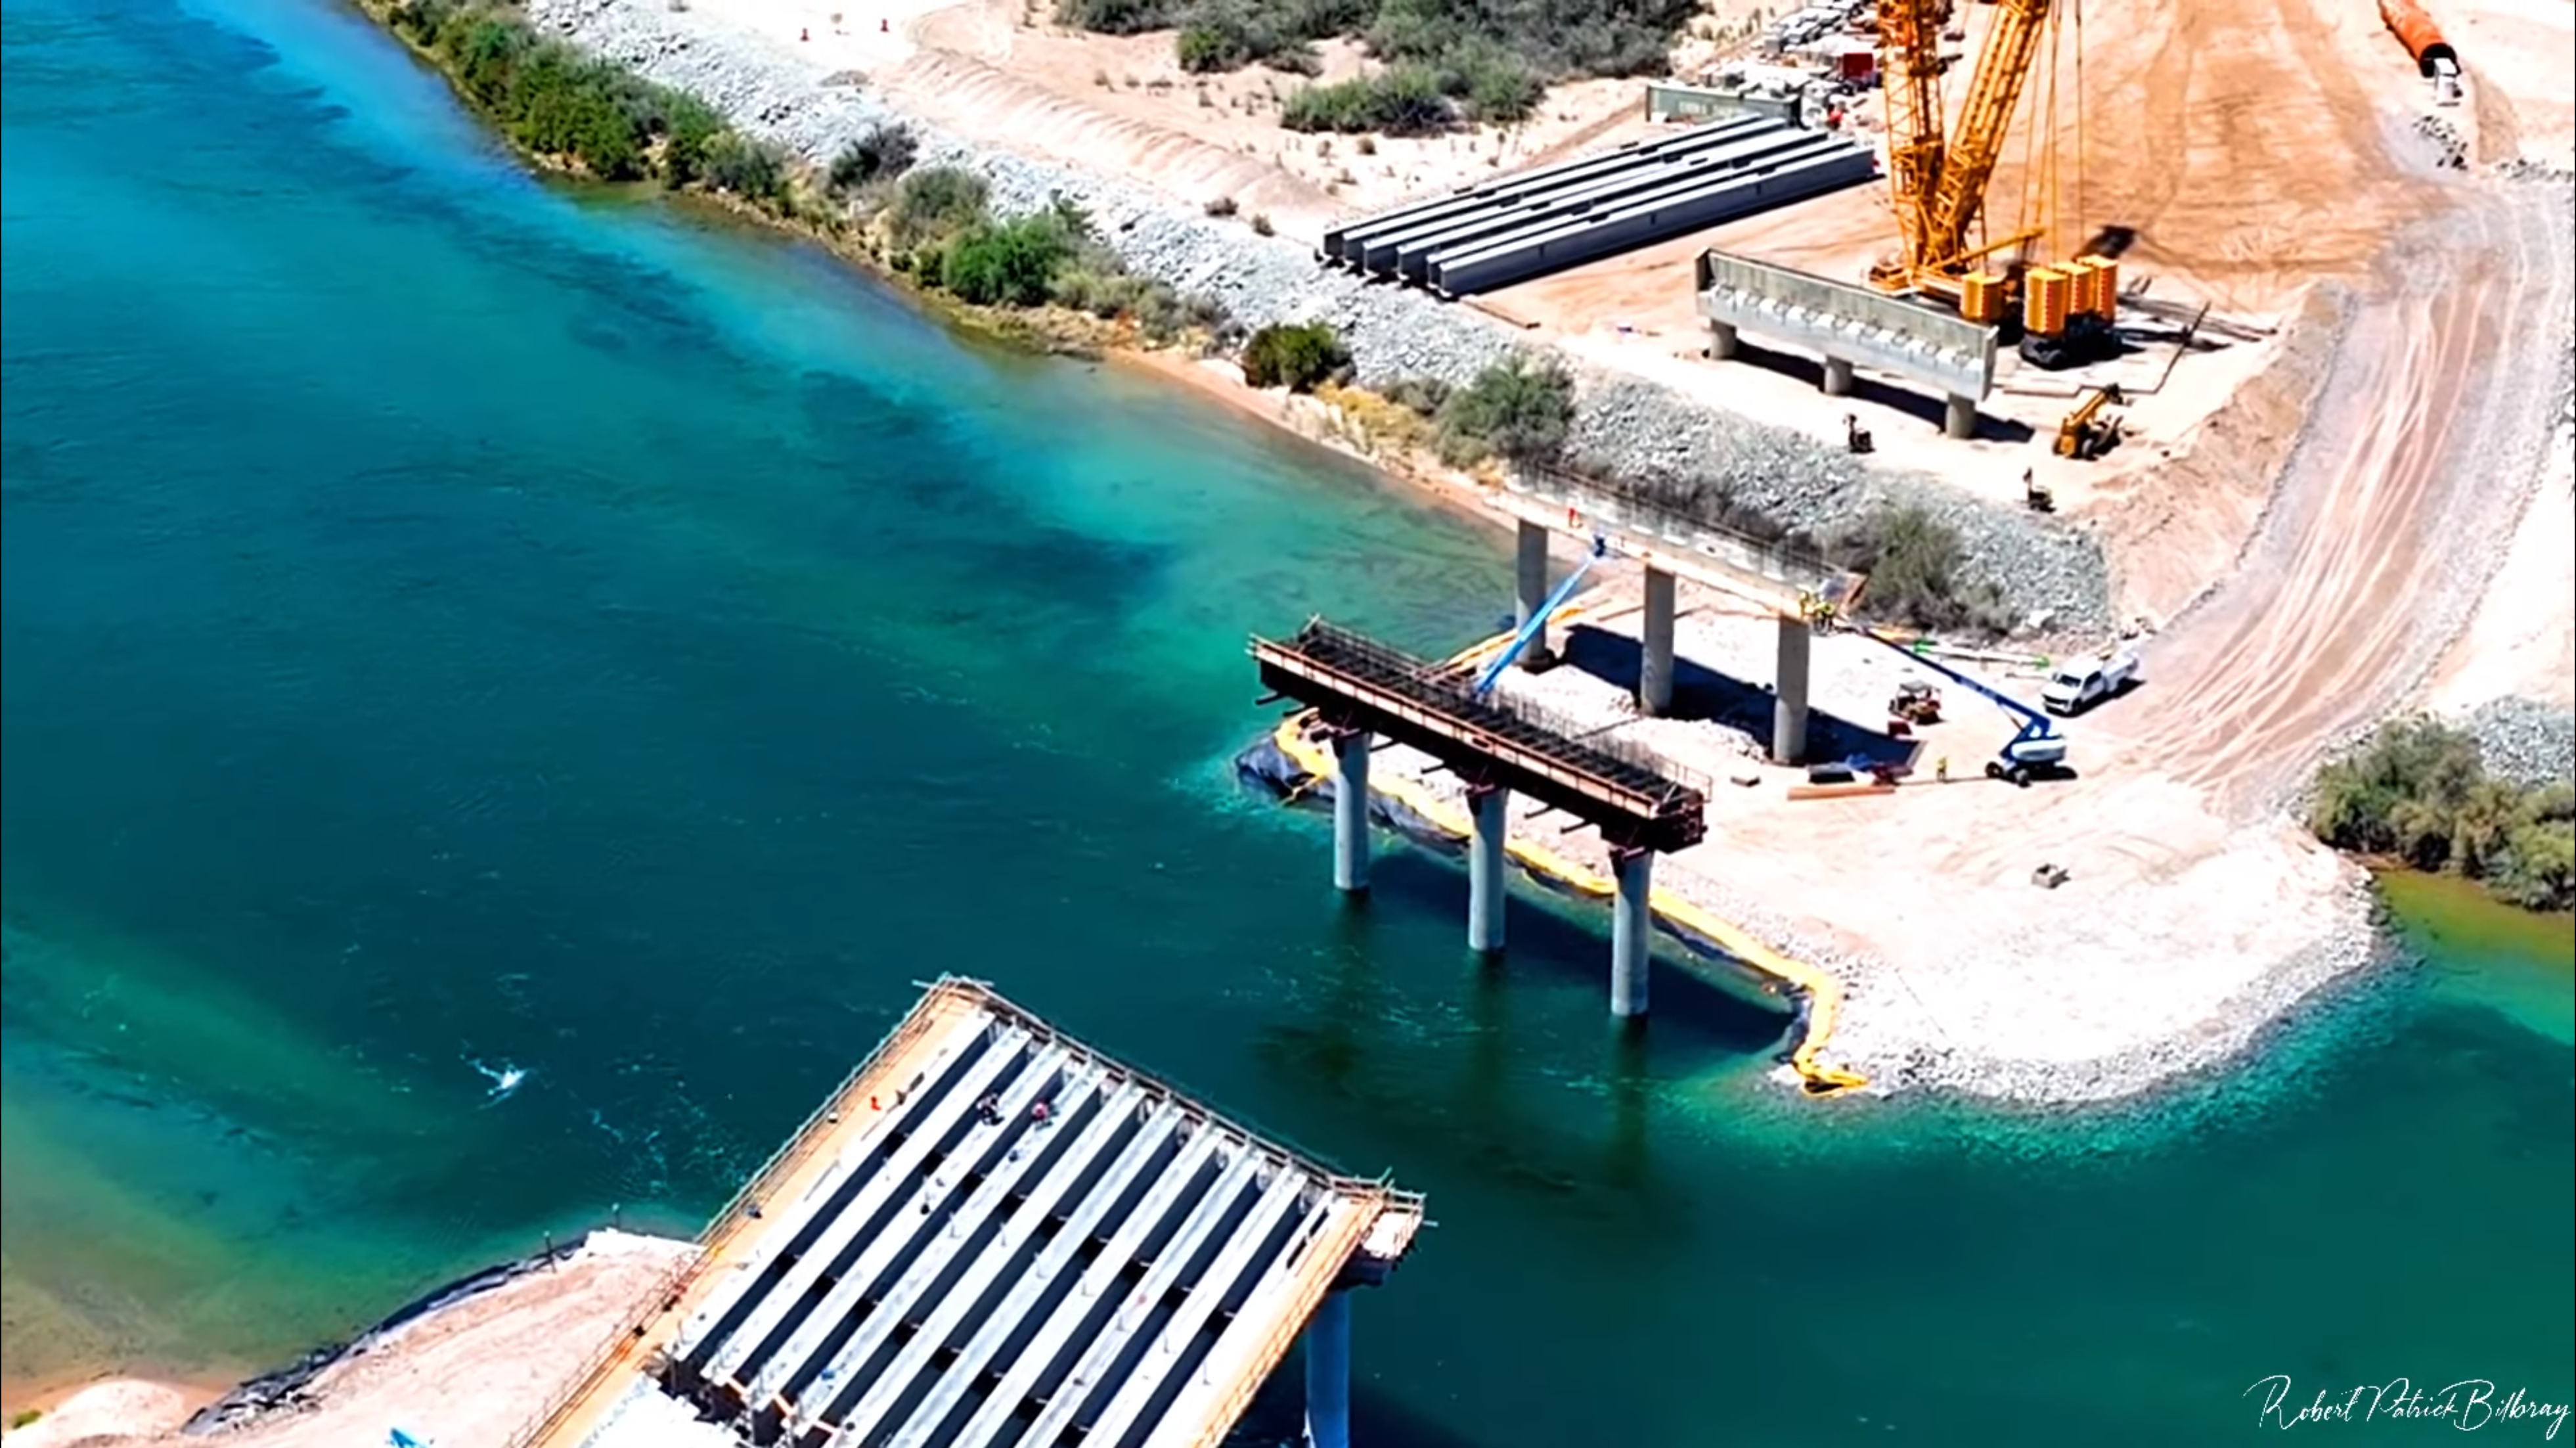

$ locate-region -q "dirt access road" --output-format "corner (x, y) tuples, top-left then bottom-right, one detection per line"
(2125, 181), (2572, 817)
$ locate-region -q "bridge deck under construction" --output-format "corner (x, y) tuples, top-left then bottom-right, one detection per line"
(1501, 463), (1867, 623)
(1254, 618), (1708, 853)
(537, 977), (1422, 1448)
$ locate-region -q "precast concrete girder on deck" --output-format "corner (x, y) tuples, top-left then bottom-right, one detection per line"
(1695, 248), (2000, 414)
(589, 980), (1425, 1448)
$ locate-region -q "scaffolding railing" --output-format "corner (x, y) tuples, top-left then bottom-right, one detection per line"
(1268, 619), (1711, 815)
(500, 1252), (698, 1448)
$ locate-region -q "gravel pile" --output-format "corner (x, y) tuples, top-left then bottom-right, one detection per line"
(2410, 112), (2471, 171)
(2462, 696), (2576, 788)
(526, 0), (2114, 629)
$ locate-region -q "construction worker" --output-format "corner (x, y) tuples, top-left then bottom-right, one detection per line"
(1935, 756), (1950, 783)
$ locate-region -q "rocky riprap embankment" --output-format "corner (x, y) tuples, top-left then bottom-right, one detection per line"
(2463, 695), (2576, 789)
(524, 0), (2114, 631)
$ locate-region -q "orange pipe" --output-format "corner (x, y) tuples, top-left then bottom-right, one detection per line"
(2378, 0), (2457, 77)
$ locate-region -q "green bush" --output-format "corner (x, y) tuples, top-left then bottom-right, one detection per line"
(1381, 375), (1451, 417)
(1055, 0), (1188, 34)
(1280, 68), (1452, 134)
(1431, 353), (1574, 464)
(889, 165), (992, 246)
(943, 213), (1084, 306)
(2310, 720), (2573, 911)
(702, 130), (790, 205)
(828, 122), (919, 194)
(1820, 507), (2012, 636)
(1107, 0), (1689, 110)
(1240, 321), (1350, 391)
(391, 0), (771, 192)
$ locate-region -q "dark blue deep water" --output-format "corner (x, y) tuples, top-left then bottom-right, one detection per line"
(3, 0), (2569, 1441)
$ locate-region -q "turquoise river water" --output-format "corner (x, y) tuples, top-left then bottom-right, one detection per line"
(2, 0), (2570, 1441)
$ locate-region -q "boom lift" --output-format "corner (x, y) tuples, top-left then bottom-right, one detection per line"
(1848, 625), (2068, 784)
(1475, 535), (1609, 694)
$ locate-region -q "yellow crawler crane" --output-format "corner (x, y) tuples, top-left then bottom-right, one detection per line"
(1872, 0), (2115, 366)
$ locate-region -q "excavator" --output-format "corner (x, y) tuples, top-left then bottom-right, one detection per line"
(2053, 383), (2125, 459)
(1871, 0), (2118, 368)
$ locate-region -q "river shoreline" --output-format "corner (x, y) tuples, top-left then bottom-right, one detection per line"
(357, 0), (2493, 1109)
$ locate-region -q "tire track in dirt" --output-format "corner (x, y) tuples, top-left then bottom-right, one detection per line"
(2125, 193), (2526, 814)
(877, 47), (1339, 222)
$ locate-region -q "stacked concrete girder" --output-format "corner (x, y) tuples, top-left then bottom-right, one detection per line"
(1319, 117), (1876, 297)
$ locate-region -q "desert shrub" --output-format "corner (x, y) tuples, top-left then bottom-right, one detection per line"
(1432, 352), (1573, 464)
(828, 121), (920, 194)
(1280, 67), (1452, 134)
(661, 95), (725, 185)
(402, 1), (714, 183)
(1819, 506), (2011, 636)
(889, 165), (992, 246)
(1105, 0), (1689, 104)
(2310, 719), (2573, 910)
(700, 131), (789, 205)
(1056, 0), (1188, 33)
(1380, 375), (1451, 417)
(1240, 321), (1350, 391)
(941, 207), (1086, 306)
(1204, 194), (1240, 217)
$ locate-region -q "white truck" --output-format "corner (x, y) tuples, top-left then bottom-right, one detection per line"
(2040, 648), (2141, 715)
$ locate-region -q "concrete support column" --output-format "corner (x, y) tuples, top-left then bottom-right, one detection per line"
(1821, 355), (1855, 397)
(1513, 518), (1553, 669)
(1332, 732), (1371, 895)
(1708, 319), (1741, 361)
(1304, 1289), (1352, 1448)
(1772, 614), (1812, 766)
(1610, 849), (1654, 1018)
(1468, 786), (1509, 955)
(1944, 392), (1978, 440)
(1639, 566), (1677, 717)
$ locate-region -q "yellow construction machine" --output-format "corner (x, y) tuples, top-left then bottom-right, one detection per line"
(2054, 384), (2125, 459)
(1872, 0), (2119, 367)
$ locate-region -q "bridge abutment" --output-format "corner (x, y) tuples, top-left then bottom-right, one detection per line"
(1332, 731), (1371, 895)
(1610, 849), (1653, 1018)
(1772, 615), (1812, 765)
(1639, 566), (1677, 717)
(1468, 784), (1509, 955)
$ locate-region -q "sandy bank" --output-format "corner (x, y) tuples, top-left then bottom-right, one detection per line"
(1, 1231), (695, 1448)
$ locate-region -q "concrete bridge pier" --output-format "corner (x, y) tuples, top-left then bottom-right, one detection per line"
(1708, 319), (1741, 361)
(1610, 848), (1654, 1018)
(1332, 731), (1371, 895)
(1945, 392), (1978, 440)
(1514, 518), (1556, 669)
(1772, 614), (1812, 765)
(1639, 566), (1676, 717)
(1467, 784), (1510, 955)
(1304, 1288), (1352, 1448)
(1822, 355), (1855, 397)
